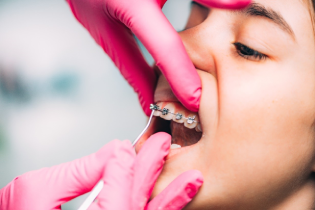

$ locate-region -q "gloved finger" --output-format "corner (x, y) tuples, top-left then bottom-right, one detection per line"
(147, 170), (204, 210)
(89, 140), (135, 210)
(37, 140), (127, 206)
(67, 0), (156, 116)
(127, 0), (251, 113)
(127, 1), (201, 112)
(90, 20), (156, 116)
(131, 132), (171, 209)
(194, 0), (251, 10)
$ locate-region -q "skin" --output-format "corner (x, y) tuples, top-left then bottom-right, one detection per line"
(150, 0), (315, 209)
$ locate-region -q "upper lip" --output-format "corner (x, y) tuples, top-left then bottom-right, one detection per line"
(154, 88), (179, 104)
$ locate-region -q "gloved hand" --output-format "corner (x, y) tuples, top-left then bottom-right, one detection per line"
(66, 0), (251, 116)
(0, 132), (203, 210)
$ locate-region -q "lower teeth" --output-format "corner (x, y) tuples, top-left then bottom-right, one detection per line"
(171, 121), (202, 147)
(170, 144), (182, 149)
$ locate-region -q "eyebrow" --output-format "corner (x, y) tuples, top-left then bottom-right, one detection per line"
(240, 2), (295, 40)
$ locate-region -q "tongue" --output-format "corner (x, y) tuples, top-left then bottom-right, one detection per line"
(170, 121), (202, 147)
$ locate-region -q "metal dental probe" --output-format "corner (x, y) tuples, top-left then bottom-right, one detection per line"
(78, 108), (156, 210)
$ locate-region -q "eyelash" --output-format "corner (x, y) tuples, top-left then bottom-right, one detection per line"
(233, 42), (267, 61)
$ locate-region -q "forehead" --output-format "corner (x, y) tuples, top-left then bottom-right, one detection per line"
(247, 0), (314, 44)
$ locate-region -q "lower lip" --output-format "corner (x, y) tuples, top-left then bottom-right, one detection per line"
(166, 143), (198, 161)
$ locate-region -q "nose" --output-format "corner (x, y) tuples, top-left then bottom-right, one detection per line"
(154, 18), (221, 103)
(178, 27), (216, 77)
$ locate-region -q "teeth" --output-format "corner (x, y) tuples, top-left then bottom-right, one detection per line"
(153, 102), (162, 117)
(151, 102), (202, 130)
(171, 144), (181, 149)
(153, 111), (161, 117)
(173, 112), (184, 123)
(160, 103), (175, 120)
(195, 124), (202, 132)
(184, 114), (199, 129)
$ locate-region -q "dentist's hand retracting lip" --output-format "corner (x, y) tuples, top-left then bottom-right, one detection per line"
(0, 133), (204, 210)
(132, 74), (204, 162)
(194, 0), (252, 9)
(66, 0), (251, 116)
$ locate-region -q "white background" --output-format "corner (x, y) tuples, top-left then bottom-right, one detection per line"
(0, 0), (190, 208)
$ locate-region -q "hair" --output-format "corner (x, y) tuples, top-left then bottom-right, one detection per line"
(306, 0), (315, 34)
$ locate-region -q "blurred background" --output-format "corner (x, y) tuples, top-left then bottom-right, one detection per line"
(0, 0), (191, 208)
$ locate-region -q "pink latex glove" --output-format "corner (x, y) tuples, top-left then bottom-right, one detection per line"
(66, 0), (251, 116)
(0, 132), (203, 209)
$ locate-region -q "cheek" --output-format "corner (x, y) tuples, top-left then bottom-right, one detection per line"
(217, 61), (315, 149)
(198, 63), (315, 206)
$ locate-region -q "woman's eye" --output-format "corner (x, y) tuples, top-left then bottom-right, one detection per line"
(233, 42), (267, 61)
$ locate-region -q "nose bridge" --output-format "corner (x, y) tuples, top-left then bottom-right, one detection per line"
(178, 28), (216, 76)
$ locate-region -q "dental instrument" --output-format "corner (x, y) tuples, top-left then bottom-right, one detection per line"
(78, 106), (156, 210)
(78, 103), (199, 209)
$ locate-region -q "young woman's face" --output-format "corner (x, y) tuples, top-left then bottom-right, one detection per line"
(146, 0), (315, 209)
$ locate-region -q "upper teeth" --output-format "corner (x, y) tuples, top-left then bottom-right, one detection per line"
(175, 113), (182, 120)
(151, 103), (202, 132)
(162, 108), (169, 115)
(187, 116), (195, 124)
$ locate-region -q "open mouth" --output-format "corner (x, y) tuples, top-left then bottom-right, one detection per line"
(135, 101), (203, 152)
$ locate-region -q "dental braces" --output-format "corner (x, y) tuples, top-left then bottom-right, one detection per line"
(150, 104), (199, 124)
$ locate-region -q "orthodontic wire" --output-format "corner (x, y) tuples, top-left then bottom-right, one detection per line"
(132, 108), (156, 146)
(79, 107), (155, 210)
(149, 104), (199, 124)
(78, 104), (198, 210)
